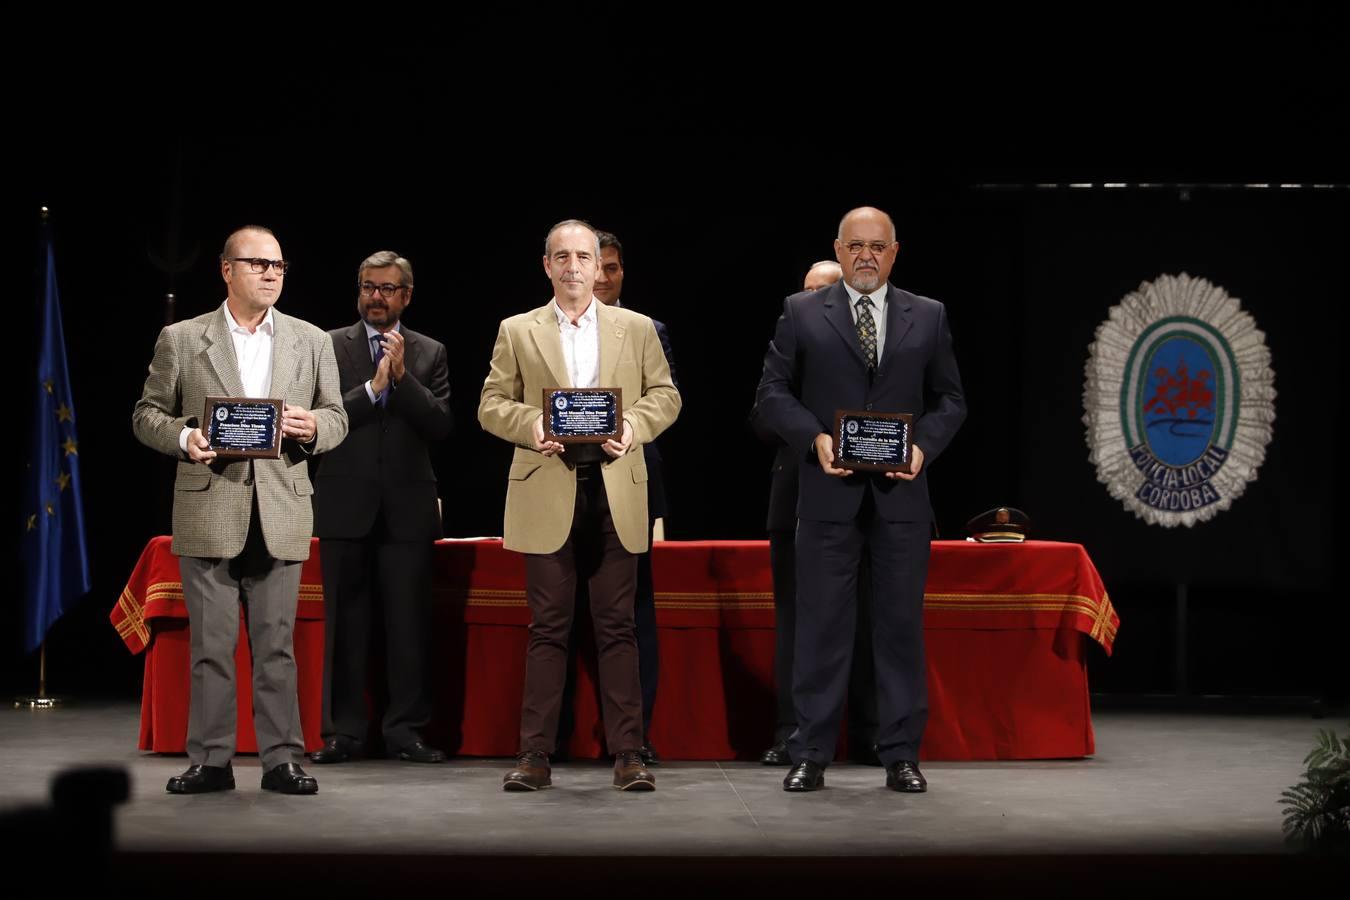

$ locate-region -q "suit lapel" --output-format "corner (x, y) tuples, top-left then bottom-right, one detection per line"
(202, 306), (246, 396)
(269, 311), (300, 401)
(597, 302), (626, 388)
(400, 326), (420, 378)
(878, 285), (914, 375)
(528, 305), (571, 388)
(341, 322), (377, 381)
(822, 282), (867, 368)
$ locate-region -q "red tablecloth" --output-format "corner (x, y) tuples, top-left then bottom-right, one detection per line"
(111, 538), (1117, 760)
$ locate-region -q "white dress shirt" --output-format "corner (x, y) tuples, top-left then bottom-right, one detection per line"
(552, 297), (600, 389)
(179, 302), (275, 452)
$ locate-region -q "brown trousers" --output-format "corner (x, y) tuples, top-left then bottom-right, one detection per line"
(519, 467), (642, 755)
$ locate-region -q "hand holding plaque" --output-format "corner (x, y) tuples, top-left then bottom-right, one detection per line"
(832, 410), (913, 474)
(204, 396), (283, 460)
(542, 387), (623, 443)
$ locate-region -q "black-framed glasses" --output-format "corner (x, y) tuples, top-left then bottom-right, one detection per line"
(840, 240), (894, 256)
(227, 257), (290, 274)
(359, 282), (406, 297)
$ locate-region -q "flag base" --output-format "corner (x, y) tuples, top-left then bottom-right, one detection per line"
(13, 695), (63, 709)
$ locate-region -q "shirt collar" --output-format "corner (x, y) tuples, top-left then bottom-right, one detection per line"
(841, 281), (887, 309)
(551, 297), (598, 327)
(223, 301), (274, 336)
(363, 321), (401, 342)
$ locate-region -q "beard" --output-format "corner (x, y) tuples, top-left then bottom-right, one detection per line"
(361, 304), (399, 326)
(851, 266), (881, 292)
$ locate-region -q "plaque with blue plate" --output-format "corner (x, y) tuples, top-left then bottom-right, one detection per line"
(543, 387), (623, 443)
(833, 410), (913, 473)
(204, 396), (283, 459)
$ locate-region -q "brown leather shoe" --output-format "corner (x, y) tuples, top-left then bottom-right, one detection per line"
(613, 750), (656, 791)
(503, 750), (551, 791)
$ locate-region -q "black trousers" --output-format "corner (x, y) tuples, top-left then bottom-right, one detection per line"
(770, 529), (877, 748)
(788, 493), (930, 767)
(319, 515), (434, 752)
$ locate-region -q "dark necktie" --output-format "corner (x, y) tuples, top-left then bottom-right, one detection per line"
(856, 296), (878, 370)
(371, 335), (389, 406)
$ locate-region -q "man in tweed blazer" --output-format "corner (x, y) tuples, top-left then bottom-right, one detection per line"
(132, 226), (348, 795)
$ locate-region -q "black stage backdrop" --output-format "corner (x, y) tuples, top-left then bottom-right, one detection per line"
(5, 24), (1346, 703)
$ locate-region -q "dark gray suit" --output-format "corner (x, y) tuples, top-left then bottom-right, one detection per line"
(311, 322), (451, 752)
(755, 281), (965, 766)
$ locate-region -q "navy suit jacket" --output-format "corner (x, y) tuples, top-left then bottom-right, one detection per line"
(312, 322), (452, 541)
(755, 281), (966, 524)
(643, 317), (677, 520)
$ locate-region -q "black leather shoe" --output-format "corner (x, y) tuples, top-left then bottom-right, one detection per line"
(638, 743), (660, 767)
(760, 740), (791, 766)
(783, 760), (825, 792)
(395, 740), (447, 764)
(261, 762), (319, 795)
(309, 736), (363, 764)
(166, 764), (234, 794)
(885, 759), (927, 793)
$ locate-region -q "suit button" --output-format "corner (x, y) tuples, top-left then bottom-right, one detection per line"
(244, 476), (254, 486)
(865, 402), (873, 410)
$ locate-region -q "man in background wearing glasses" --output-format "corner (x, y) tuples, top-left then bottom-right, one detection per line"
(309, 251), (452, 767)
(755, 207), (966, 793)
(133, 226), (348, 795)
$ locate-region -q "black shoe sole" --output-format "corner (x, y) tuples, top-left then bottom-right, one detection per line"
(261, 780), (318, 795)
(166, 780), (235, 794)
(783, 780), (824, 792)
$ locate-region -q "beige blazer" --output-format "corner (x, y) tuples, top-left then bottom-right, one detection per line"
(478, 301), (680, 554)
(132, 306), (348, 561)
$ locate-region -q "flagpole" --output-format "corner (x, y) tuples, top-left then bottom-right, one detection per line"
(14, 642), (63, 709)
(15, 204), (70, 711)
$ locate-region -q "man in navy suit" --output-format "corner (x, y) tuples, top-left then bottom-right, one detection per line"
(755, 207), (966, 792)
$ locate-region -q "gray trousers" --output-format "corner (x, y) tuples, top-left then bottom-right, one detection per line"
(178, 518), (305, 772)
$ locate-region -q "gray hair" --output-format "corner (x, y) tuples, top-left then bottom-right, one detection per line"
(543, 219), (601, 258)
(358, 250), (414, 288)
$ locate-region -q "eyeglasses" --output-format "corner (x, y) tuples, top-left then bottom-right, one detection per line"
(840, 240), (894, 256)
(227, 257), (290, 274)
(359, 282), (406, 297)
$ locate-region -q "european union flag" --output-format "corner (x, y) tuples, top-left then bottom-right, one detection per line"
(22, 222), (91, 653)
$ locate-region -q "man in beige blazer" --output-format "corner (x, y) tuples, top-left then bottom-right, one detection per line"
(479, 219), (680, 792)
(133, 225), (347, 795)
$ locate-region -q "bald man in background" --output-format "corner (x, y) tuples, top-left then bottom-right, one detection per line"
(751, 259), (877, 767)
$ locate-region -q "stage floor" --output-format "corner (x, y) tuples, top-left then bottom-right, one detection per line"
(0, 701), (1322, 857)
